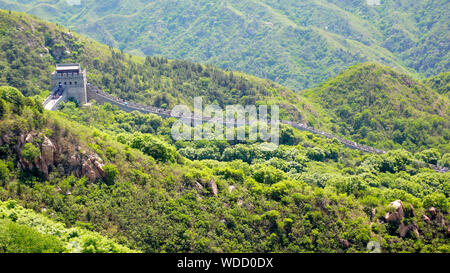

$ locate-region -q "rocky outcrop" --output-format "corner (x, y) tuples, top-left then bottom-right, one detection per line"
(14, 132), (105, 182)
(408, 203), (416, 217)
(382, 200), (421, 238)
(81, 153), (105, 182)
(399, 222), (420, 238)
(384, 200), (405, 223)
(340, 239), (350, 248)
(208, 178), (218, 196)
(39, 137), (56, 176)
(428, 207), (437, 218)
(195, 182), (204, 192)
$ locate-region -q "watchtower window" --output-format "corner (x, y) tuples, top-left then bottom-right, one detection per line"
(70, 82), (72, 85)
(74, 81), (77, 85)
(64, 82), (67, 85)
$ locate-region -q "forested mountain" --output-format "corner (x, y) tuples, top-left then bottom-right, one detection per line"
(0, 10), (448, 253)
(0, 85), (449, 253)
(303, 63), (449, 152)
(0, 9), (447, 154)
(0, 0), (448, 89)
(0, 9), (317, 122)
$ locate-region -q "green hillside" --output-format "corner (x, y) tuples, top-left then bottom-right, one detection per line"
(0, 0), (448, 89)
(0, 200), (134, 253)
(0, 86), (449, 253)
(303, 63), (449, 152)
(0, 9), (318, 122)
(0, 10), (448, 253)
(0, 9), (448, 154)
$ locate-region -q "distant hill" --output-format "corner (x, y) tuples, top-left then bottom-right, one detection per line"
(303, 63), (449, 152)
(423, 72), (450, 97)
(0, 0), (448, 89)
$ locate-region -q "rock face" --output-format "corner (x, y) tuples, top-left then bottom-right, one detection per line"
(39, 137), (56, 176)
(428, 207), (437, 218)
(81, 153), (105, 182)
(15, 132), (105, 182)
(399, 222), (420, 238)
(408, 203), (416, 217)
(385, 200), (405, 223)
(208, 178), (218, 196)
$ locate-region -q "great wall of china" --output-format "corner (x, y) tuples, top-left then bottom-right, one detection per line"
(43, 64), (449, 173)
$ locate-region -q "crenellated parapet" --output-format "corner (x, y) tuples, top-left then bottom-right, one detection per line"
(51, 63), (87, 104)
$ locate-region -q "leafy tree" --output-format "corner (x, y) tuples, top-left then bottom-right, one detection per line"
(0, 160), (9, 184)
(103, 164), (119, 186)
(423, 193), (448, 211)
(21, 143), (40, 162)
(252, 164), (286, 184)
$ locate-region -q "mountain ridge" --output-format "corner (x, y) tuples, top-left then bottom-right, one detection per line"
(1, 0), (448, 89)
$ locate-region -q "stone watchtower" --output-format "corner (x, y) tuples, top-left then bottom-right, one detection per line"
(51, 63), (87, 104)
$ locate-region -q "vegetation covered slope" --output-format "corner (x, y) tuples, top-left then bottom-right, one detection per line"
(0, 9), (448, 154)
(303, 63), (449, 153)
(0, 0), (448, 89)
(0, 200), (134, 253)
(0, 9), (317, 121)
(423, 72), (450, 97)
(0, 86), (449, 253)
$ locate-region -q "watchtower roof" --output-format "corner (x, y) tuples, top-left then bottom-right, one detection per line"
(55, 63), (81, 74)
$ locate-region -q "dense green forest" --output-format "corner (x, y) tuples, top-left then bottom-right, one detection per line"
(0, 0), (448, 89)
(0, 85), (448, 253)
(0, 9), (448, 253)
(302, 63), (449, 152)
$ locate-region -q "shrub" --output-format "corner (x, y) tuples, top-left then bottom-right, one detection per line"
(0, 160), (9, 184)
(103, 164), (119, 185)
(423, 192), (448, 211)
(252, 164), (286, 184)
(0, 219), (64, 253)
(21, 143), (40, 162)
(0, 98), (6, 119)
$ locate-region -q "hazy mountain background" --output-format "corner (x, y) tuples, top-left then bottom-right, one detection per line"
(0, 0), (448, 90)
